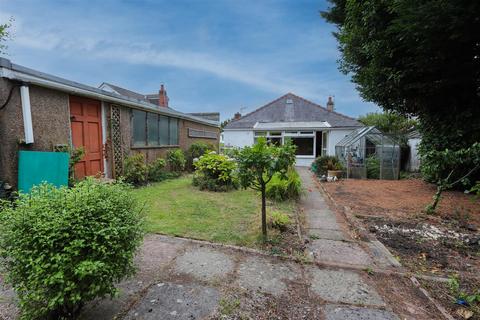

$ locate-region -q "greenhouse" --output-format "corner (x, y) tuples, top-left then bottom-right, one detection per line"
(335, 126), (400, 180)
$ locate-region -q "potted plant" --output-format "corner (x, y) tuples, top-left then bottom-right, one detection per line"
(327, 159), (344, 179)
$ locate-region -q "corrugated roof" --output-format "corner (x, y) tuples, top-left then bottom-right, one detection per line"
(224, 93), (362, 129)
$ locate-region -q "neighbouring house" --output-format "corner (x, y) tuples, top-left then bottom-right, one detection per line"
(0, 58), (220, 189)
(223, 93), (363, 166)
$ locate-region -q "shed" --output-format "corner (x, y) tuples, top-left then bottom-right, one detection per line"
(335, 126), (400, 180)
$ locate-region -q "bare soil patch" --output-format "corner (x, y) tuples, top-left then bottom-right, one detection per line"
(324, 178), (480, 226)
(322, 178), (480, 319)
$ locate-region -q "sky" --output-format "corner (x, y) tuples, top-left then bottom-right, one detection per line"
(0, 0), (379, 120)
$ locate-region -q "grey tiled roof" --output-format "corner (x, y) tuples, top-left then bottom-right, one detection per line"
(102, 82), (147, 101)
(224, 93), (362, 129)
(0, 58), (218, 127)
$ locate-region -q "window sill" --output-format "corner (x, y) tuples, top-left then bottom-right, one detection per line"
(131, 145), (180, 149)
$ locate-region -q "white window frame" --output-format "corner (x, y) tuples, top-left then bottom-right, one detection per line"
(253, 130), (317, 157)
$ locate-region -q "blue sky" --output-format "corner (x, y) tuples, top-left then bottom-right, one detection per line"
(0, 0), (378, 120)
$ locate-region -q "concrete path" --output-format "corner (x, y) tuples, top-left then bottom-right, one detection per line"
(298, 168), (399, 270)
(0, 233), (436, 319)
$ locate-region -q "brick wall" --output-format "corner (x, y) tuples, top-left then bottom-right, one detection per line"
(105, 104), (219, 177)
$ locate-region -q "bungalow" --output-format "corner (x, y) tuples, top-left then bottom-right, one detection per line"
(223, 93), (363, 166)
(0, 58), (220, 189)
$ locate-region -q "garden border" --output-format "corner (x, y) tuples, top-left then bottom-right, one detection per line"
(314, 174), (455, 320)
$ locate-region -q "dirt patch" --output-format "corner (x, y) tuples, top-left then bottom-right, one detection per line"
(322, 177), (480, 319)
(419, 278), (480, 320)
(364, 216), (480, 278)
(324, 178), (480, 226)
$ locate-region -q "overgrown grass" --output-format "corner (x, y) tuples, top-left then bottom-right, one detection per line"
(131, 176), (296, 248)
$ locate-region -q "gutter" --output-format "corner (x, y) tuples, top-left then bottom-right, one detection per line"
(0, 59), (219, 128)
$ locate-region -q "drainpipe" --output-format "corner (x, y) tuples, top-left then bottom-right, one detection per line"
(20, 84), (34, 144)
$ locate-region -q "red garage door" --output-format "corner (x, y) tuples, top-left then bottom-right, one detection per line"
(69, 96), (104, 179)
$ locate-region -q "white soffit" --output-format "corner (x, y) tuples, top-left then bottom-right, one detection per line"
(253, 121), (331, 130)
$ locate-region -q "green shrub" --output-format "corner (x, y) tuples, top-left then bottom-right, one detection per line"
(54, 145), (85, 186)
(186, 142), (213, 171)
(266, 168), (302, 201)
(166, 149), (186, 172)
(366, 155), (380, 179)
(123, 153), (148, 186)
(193, 152), (237, 191)
(147, 158), (167, 182)
(311, 156), (343, 176)
(0, 179), (144, 319)
(268, 211), (291, 232)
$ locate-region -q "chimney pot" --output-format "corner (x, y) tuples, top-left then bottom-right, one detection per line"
(158, 84), (169, 108)
(234, 112), (241, 120)
(326, 96), (334, 112)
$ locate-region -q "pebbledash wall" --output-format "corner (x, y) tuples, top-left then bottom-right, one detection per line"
(0, 78), (219, 189)
(0, 80), (71, 187)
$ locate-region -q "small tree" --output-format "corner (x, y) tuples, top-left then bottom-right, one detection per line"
(424, 142), (480, 214)
(236, 138), (296, 239)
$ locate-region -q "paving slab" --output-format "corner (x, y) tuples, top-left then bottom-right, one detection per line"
(309, 228), (347, 241)
(124, 282), (220, 320)
(310, 239), (373, 266)
(80, 234), (184, 319)
(174, 246), (234, 282)
(237, 256), (300, 296)
(309, 268), (385, 306)
(324, 305), (399, 320)
(307, 216), (342, 231)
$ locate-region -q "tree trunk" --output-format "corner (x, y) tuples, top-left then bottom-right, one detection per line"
(261, 182), (267, 240)
(427, 184), (444, 214)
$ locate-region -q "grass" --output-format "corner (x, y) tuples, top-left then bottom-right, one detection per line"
(131, 175), (296, 248)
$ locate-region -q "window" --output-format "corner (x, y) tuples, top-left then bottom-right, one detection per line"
(131, 110), (179, 147)
(132, 110), (146, 147)
(159, 116), (169, 145)
(322, 131), (328, 156)
(169, 118), (178, 145)
(188, 128), (217, 139)
(291, 137), (314, 156)
(147, 113), (159, 145)
(267, 137), (282, 146)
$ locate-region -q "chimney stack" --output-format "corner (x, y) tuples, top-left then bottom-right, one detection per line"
(234, 112), (241, 120)
(158, 84), (169, 108)
(326, 96), (334, 112)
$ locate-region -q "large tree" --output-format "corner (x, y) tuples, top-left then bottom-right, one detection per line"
(322, 0), (480, 184)
(0, 18), (13, 55)
(358, 112), (417, 145)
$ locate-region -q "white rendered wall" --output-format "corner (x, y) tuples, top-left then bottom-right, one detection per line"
(407, 137), (421, 172)
(295, 157), (315, 167)
(223, 130), (254, 148)
(327, 129), (354, 156)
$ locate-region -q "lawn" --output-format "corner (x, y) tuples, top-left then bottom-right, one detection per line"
(131, 176), (297, 248)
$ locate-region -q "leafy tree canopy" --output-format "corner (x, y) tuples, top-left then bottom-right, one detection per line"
(358, 112), (418, 145)
(322, 0), (480, 184)
(0, 18), (13, 55)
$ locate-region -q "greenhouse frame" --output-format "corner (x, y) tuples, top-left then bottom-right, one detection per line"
(335, 126), (401, 180)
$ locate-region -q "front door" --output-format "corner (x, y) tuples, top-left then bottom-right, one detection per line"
(69, 96), (104, 179)
(315, 131), (323, 158)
